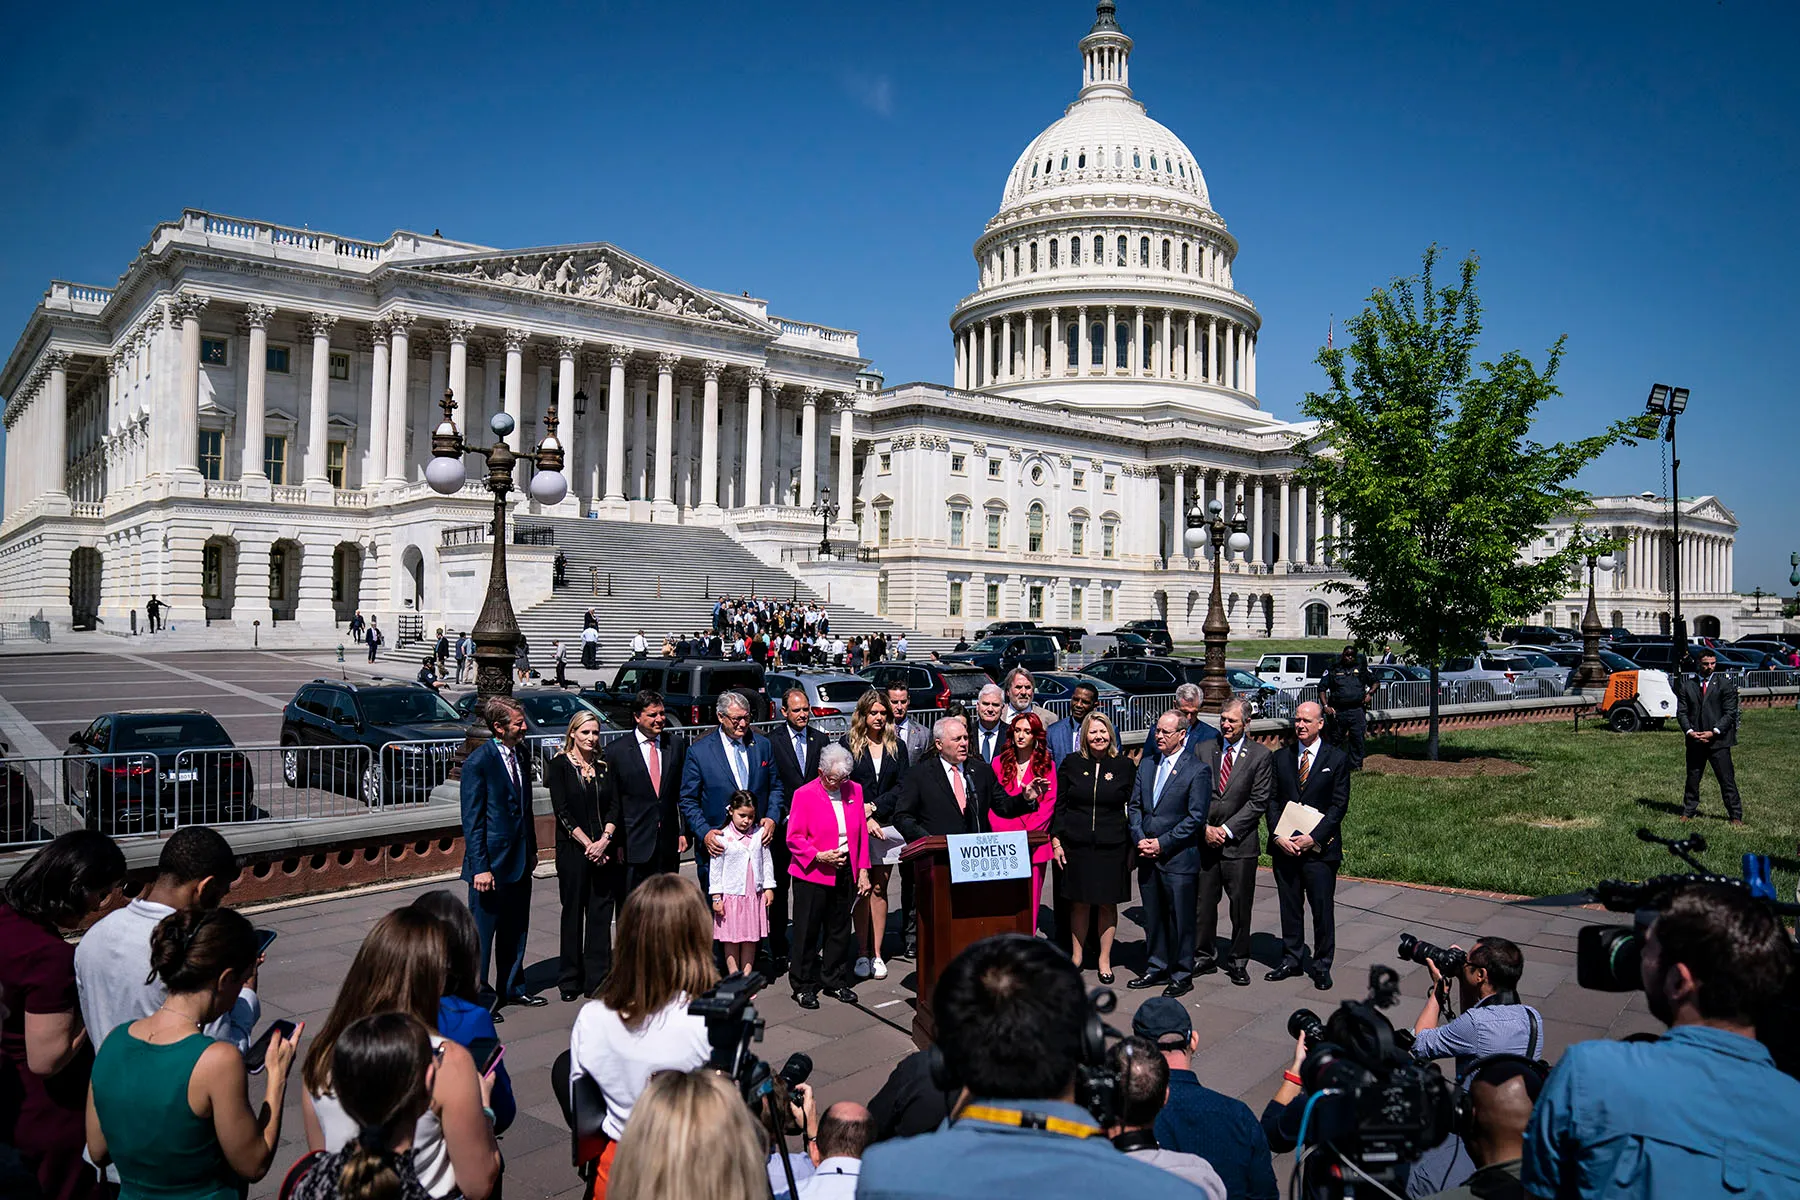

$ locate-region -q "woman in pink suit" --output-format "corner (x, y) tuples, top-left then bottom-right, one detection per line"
(784, 743), (871, 1010)
(991, 712), (1057, 932)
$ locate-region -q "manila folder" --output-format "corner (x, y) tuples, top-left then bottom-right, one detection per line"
(1273, 802), (1325, 840)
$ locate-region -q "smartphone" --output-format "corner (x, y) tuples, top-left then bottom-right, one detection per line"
(254, 928), (278, 957)
(466, 1036), (505, 1077)
(244, 1019), (299, 1074)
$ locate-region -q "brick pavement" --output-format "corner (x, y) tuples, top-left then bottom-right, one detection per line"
(228, 862), (1658, 1200)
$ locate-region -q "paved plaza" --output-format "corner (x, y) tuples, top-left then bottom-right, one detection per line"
(227, 864), (1657, 1200)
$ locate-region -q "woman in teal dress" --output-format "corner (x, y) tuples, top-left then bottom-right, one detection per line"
(86, 907), (301, 1200)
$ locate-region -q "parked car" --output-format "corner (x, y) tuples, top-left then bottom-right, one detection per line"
(281, 681), (468, 806)
(1499, 624), (1575, 647)
(1079, 631), (1155, 659)
(975, 620), (1039, 639)
(1623, 642), (1705, 673)
(1031, 671), (1129, 727)
(1, 739), (38, 846)
(1253, 652), (1339, 690)
(1707, 645), (1763, 674)
(1224, 668), (1286, 719)
(942, 634), (1061, 680)
(446, 688), (615, 751)
(1724, 647), (1789, 671)
(1034, 625), (1091, 652)
(1732, 638), (1800, 662)
(1079, 656), (1200, 696)
(1499, 650), (1567, 692)
(763, 669), (873, 733)
(64, 710), (253, 833)
(1736, 632), (1800, 652)
(861, 661), (995, 715)
(580, 658), (771, 728)
(1113, 619), (1174, 653)
(1370, 663), (1431, 684)
(1437, 656), (1519, 701)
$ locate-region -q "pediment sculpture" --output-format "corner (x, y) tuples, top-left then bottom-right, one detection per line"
(417, 249), (738, 324)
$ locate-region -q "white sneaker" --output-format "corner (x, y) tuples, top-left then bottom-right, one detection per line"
(870, 957), (888, 980)
(854, 956), (872, 979)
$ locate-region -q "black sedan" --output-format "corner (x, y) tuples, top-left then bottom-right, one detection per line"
(63, 710), (253, 833)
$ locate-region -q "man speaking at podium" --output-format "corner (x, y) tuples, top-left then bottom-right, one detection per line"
(894, 716), (1025, 840)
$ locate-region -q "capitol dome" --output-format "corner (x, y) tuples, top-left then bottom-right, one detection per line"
(950, 1), (1265, 424)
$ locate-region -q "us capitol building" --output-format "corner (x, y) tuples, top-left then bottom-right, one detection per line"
(0, 3), (1752, 643)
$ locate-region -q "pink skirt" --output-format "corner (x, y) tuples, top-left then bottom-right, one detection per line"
(714, 851), (768, 942)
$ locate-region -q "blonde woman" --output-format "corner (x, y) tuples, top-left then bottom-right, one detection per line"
(1050, 711), (1135, 983)
(546, 709), (620, 1000)
(609, 1069), (767, 1200)
(840, 690), (909, 980)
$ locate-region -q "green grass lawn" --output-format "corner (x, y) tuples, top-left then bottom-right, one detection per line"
(1331, 706), (1800, 898)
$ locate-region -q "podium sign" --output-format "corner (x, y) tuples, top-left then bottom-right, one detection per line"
(946, 832), (1031, 884)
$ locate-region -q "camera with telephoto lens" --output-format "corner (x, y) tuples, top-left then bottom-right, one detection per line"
(689, 973), (815, 1193)
(1396, 932), (1467, 976)
(1284, 965), (1456, 1199)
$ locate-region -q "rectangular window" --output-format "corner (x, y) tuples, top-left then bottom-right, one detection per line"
(198, 430), (223, 480)
(329, 352), (351, 381)
(986, 513), (1002, 550)
(879, 453), (891, 474)
(1103, 589), (1115, 620)
(201, 544), (223, 599)
(986, 582), (1001, 617)
(948, 580), (964, 617)
(1103, 525), (1116, 559)
(988, 458), (1002, 478)
(199, 338), (229, 367)
(326, 440), (347, 488)
(1071, 522), (1085, 555)
(950, 510), (965, 548)
(1072, 469), (1085, 488)
(262, 435), (287, 485)
(266, 346), (291, 374)
(951, 453), (966, 474)
(877, 508), (891, 546)
(877, 574), (889, 615)
(1071, 585), (1084, 620)
(1104, 473), (1117, 491)
(1028, 586), (1043, 619)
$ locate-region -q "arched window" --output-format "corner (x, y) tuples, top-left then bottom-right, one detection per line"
(1066, 324), (1080, 364)
(1114, 148), (1123, 167)
(1046, 157), (1054, 174)
(1140, 236), (1150, 266)
(1304, 602), (1330, 637)
(1029, 242), (1038, 272)
(1070, 237), (1081, 266)
(1133, 151), (1141, 168)
(1117, 234), (1127, 263)
(1031, 162), (1039, 178)
(1048, 239), (1059, 268)
(1093, 235), (1104, 263)
(1077, 151), (1086, 168)
(1012, 245), (1021, 275)
(1114, 322), (1129, 366)
(1027, 503), (1045, 553)
(1178, 161), (1186, 178)
(1142, 333), (1153, 371)
(1060, 153), (1069, 169)
(1090, 324), (1105, 365)
(1161, 239), (1171, 269)
(1150, 153), (1159, 170)
(1181, 243), (1190, 272)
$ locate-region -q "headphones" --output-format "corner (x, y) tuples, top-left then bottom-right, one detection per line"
(1451, 1054), (1551, 1139)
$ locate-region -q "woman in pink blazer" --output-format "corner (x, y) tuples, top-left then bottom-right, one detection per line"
(784, 743), (871, 1009)
(991, 712), (1058, 932)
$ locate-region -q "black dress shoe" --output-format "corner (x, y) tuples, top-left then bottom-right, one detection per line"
(488, 1008), (505, 1024)
(1097, 971), (1115, 985)
(1193, 962), (1219, 977)
(825, 986), (859, 1004)
(1265, 963), (1305, 982)
(1312, 971), (1333, 991)
(1127, 972), (1170, 990)
(1226, 964), (1250, 987)
(1163, 980), (1194, 998)
(505, 993), (549, 1008)
(794, 990), (820, 1010)
(559, 987), (583, 1002)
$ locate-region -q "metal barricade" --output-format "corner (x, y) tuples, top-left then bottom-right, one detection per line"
(1, 750), (166, 846)
(375, 738), (466, 807)
(1119, 692), (1180, 736)
(173, 743), (377, 826)
(1746, 669), (1800, 689)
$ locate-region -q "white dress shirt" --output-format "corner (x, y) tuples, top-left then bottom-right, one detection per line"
(796, 1157), (862, 1200)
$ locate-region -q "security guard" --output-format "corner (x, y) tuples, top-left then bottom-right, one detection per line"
(1317, 645), (1375, 769)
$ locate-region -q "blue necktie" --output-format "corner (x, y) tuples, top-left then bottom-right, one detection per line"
(1153, 756), (1173, 809)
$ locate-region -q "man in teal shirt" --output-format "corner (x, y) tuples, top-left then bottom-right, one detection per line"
(1522, 884), (1800, 1199)
(858, 936), (1200, 1200)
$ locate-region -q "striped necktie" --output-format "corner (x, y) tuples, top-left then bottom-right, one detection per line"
(1298, 747), (1311, 788)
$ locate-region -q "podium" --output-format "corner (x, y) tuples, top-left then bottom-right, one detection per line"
(901, 832), (1050, 1048)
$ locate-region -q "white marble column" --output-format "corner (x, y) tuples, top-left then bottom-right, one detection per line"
(445, 321), (472, 477)
(1316, 494), (1328, 563)
(1131, 307), (1143, 378)
(302, 312), (338, 486)
(1171, 469), (1185, 563)
(699, 360), (724, 514)
(1252, 475), (1266, 566)
(476, 340), (502, 481)
(1076, 306), (1089, 375)
(1296, 483), (1310, 563)
(556, 338), (580, 504)
(1105, 306), (1117, 374)
(799, 387), (820, 508)
(834, 393), (855, 517)
(763, 382), (784, 504)
(365, 322), (390, 489)
(419, 334), (447, 479)
(1049, 309), (1062, 376)
(40, 352), (70, 498)
(652, 353), (677, 515)
(1248, 334), (1257, 394)
(1159, 309), (1172, 379)
(240, 304), (275, 482)
(980, 322), (992, 388)
(502, 327), (527, 456)
(1023, 311), (1035, 380)
(1206, 317), (1218, 385)
(630, 369), (649, 500)
(741, 368), (765, 508)
(384, 312), (415, 483)
(172, 293), (208, 476)
(1185, 313), (1197, 380)
(603, 345), (630, 505)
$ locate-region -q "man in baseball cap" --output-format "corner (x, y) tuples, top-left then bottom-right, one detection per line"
(1132, 998), (1278, 1200)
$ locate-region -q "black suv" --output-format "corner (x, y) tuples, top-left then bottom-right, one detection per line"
(580, 658), (770, 728)
(280, 680), (468, 805)
(861, 661), (995, 714)
(975, 620), (1039, 639)
(942, 634), (1061, 681)
(63, 709), (252, 833)
(1112, 619), (1174, 653)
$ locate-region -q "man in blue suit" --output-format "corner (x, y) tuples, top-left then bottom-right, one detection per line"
(1174, 683), (1223, 762)
(1127, 709), (1211, 998)
(460, 696), (545, 1008)
(1045, 679), (1100, 766)
(679, 689), (786, 892)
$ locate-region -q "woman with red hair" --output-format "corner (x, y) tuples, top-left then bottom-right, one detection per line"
(991, 712), (1057, 932)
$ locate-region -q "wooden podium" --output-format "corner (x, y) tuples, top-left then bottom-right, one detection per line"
(901, 832), (1049, 1048)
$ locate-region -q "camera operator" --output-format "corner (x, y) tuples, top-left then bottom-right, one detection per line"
(1104, 1035), (1228, 1198)
(1406, 938), (1543, 1196)
(1523, 883), (1800, 1198)
(857, 935), (1200, 1200)
(1426, 1057), (1541, 1200)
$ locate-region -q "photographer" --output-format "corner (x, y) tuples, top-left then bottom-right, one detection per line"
(1523, 883), (1800, 1198)
(1427, 1057), (1540, 1200)
(1104, 1035), (1228, 1198)
(857, 935), (1200, 1200)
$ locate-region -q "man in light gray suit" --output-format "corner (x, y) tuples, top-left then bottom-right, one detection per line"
(886, 679), (934, 763)
(1127, 709), (1212, 998)
(1197, 699), (1273, 986)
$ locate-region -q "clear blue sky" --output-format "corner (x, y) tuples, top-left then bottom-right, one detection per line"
(4, 1), (1795, 592)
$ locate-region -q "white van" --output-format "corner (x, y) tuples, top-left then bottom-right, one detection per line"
(1254, 652), (1337, 690)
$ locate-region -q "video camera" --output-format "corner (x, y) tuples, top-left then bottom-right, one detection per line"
(688, 973), (814, 1195)
(1284, 965), (1456, 1198)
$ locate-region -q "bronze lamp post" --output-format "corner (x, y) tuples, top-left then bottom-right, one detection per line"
(1574, 547), (1617, 690)
(1185, 493), (1249, 712)
(424, 388), (567, 747)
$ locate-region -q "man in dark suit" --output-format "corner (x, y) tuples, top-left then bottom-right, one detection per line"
(679, 689), (786, 892)
(892, 716), (1019, 840)
(768, 687), (823, 967)
(460, 695), (545, 1008)
(599, 689), (688, 894)
(1266, 701), (1352, 991)
(1174, 683), (1224, 761)
(1677, 649), (1743, 823)
(1046, 681), (1100, 766)
(1127, 709), (1212, 998)
(1198, 699), (1273, 987)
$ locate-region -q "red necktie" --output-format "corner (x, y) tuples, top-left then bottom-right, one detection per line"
(646, 740), (662, 795)
(1218, 746), (1233, 795)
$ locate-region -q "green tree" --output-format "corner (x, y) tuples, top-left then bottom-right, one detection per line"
(1297, 248), (1644, 759)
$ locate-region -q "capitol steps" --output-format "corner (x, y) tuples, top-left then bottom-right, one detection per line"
(508, 517), (949, 661)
